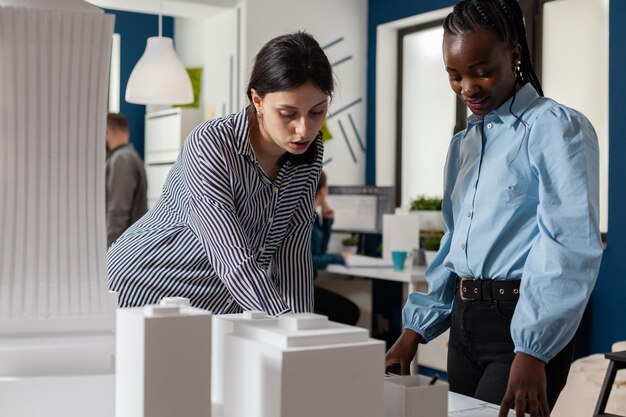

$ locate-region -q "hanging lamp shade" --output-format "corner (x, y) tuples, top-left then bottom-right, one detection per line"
(125, 36), (193, 105)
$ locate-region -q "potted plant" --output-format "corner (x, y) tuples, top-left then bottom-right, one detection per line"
(422, 232), (443, 266)
(341, 236), (359, 254)
(409, 195), (444, 232)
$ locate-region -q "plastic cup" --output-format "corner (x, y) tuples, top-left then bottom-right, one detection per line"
(391, 250), (408, 271)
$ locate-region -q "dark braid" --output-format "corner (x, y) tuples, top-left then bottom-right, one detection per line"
(443, 0), (544, 97)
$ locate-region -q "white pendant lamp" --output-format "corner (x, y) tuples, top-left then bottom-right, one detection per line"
(125, 2), (193, 105)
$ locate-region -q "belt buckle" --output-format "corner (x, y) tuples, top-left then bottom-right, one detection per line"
(459, 277), (474, 301)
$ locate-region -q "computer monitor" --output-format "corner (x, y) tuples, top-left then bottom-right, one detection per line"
(326, 186), (395, 234)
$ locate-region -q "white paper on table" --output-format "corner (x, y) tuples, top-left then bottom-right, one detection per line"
(448, 392), (520, 416)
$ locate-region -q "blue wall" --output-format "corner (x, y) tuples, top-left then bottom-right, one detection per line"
(367, 0), (626, 354)
(105, 9), (174, 159)
(592, 0), (626, 353)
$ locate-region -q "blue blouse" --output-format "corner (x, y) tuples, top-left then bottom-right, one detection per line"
(403, 84), (603, 362)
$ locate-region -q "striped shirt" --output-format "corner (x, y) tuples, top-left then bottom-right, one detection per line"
(107, 107), (323, 316)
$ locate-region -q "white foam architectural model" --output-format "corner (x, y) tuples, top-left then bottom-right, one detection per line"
(116, 298), (212, 417)
(212, 310), (274, 416)
(0, 1), (116, 416)
(384, 374), (448, 417)
(221, 312), (385, 417)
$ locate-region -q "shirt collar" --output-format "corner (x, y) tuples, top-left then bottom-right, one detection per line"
(466, 83), (540, 128)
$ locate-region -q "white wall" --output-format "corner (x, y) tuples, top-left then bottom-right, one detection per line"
(175, 0), (368, 185)
(245, 0), (368, 185)
(542, 0), (609, 232)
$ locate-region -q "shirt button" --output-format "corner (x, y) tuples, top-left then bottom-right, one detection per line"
(273, 187), (279, 193)
(487, 122), (493, 129)
(268, 217), (273, 223)
(226, 298), (234, 304)
(260, 246), (265, 252)
(461, 243), (466, 250)
(466, 211), (471, 218)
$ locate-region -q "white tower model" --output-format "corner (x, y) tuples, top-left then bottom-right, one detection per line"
(0, 1), (116, 416)
(116, 299), (213, 417)
(222, 313), (385, 417)
(212, 311), (274, 415)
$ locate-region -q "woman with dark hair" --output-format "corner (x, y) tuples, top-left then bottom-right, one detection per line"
(385, 1), (602, 416)
(108, 32), (333, 317)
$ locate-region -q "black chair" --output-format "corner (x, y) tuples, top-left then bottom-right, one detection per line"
(593, 350), (626, 417)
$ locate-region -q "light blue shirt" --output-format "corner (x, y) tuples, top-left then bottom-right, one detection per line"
(403, 84), (603, 362)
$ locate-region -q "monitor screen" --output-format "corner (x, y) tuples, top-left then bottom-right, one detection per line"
(326, 186), (395, 234)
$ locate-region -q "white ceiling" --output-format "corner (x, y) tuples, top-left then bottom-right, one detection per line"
(86, 0), (237, 18)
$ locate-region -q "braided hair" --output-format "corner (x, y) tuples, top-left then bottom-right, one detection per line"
(443, 0), (543, 97)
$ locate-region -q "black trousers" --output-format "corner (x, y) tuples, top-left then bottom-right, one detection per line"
(313, 286), (360, 326)
(447, 289), (575, 410)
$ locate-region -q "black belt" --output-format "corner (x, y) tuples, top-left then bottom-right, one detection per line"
(457, 276), (520, 301)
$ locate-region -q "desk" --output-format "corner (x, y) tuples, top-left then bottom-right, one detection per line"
(326, 262), (427, 302)
(212, 392), (515, 417)
(326, 258), (449, 374)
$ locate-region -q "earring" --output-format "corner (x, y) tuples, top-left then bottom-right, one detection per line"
(256, 109), (263, 118)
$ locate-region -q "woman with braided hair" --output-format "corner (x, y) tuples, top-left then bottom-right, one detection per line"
(385, 1), (602, 416)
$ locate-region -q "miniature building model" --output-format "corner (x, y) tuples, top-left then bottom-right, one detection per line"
(0, 1), (116, 416)
(116, 302), (212, 417)
(222, 313), (385, 417)
(384, 375), (448, 417)
(212, 311), (274, 415)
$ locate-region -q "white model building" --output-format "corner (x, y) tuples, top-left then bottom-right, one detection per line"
(221, 313), (385, 417)
(0, 1), (116, 416)
(116, 300), (212, 417)
(384, 374), (448, 417)
(212, 311), (275, 416)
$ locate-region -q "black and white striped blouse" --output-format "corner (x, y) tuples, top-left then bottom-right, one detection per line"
(107, 107), (323, 316)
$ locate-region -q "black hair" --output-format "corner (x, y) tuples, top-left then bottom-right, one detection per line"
(443, 0), (543, 97)
(247, 32), (333, 166)
(107, 112), (129, 132)
(246, 31), (334, 102)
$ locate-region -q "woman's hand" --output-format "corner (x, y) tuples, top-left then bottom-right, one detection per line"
(385, 328), (421, 375)
(499, 352), (549, 417)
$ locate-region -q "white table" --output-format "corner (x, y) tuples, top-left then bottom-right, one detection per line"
(326, 260), (428, 302)
(449, 392), (519, 416)
(212, 392), (516, 417)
